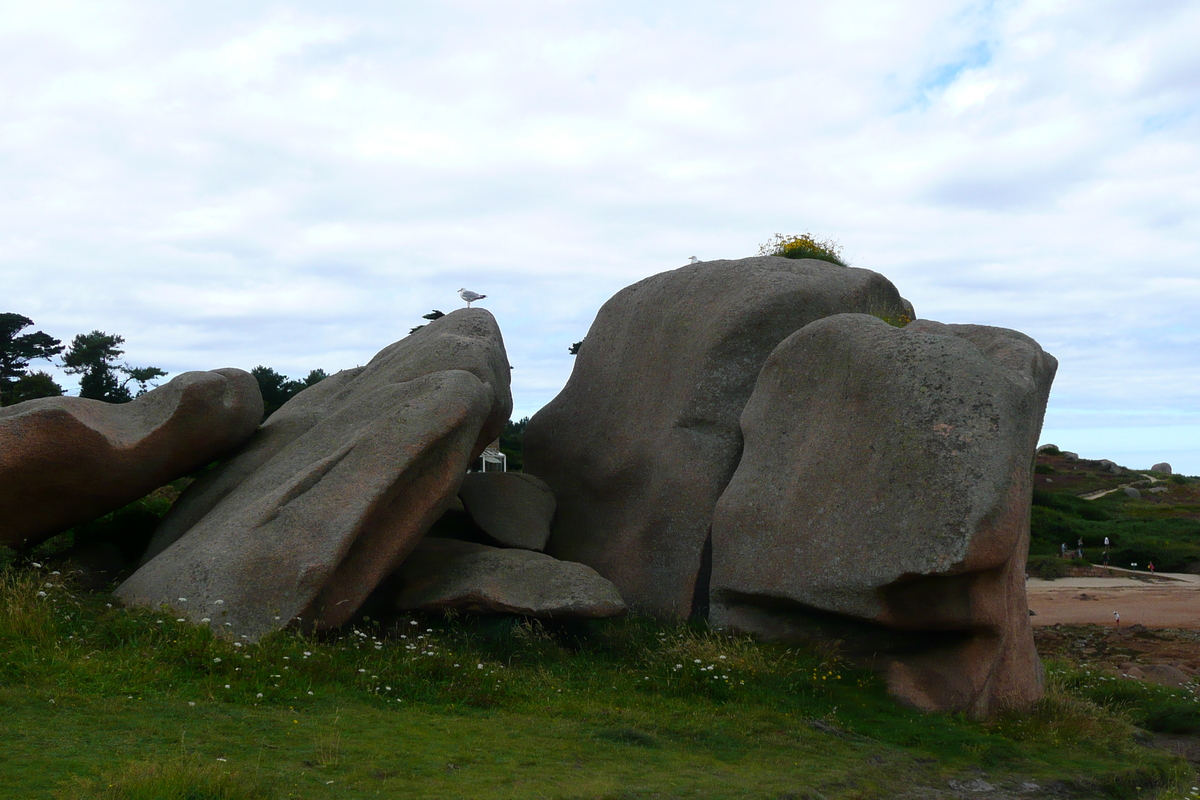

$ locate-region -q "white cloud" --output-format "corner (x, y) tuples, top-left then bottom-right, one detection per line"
(1, 0), (1197, 472)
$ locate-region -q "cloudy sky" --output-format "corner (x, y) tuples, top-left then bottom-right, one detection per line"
(3, 1), (1198, 473)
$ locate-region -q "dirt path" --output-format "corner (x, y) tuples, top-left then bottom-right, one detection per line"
(1078, 473), (1163, 500)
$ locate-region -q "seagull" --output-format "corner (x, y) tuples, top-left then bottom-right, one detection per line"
(688, 256), (700, 264)
(458, 288), (486, 307)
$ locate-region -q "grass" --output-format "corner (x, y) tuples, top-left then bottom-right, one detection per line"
(0, 564), (1195, 799)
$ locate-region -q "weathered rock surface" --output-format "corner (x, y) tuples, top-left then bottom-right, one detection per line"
(117, 310), (512, 640)
(1099, 460), (1122, 475)
(709, 314), (1057, 716)
(392, 538), (627, 618)
(525, 257), (911, 618)
(458, 472), (556, 551)
(1124, 487), (1142, 499)
(1124, 664), (1191, 687)
(0, 369), (262, 549)
(1152, 462), (1173, 475)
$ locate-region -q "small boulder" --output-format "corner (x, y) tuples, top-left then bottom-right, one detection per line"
(1061, 451), (1079, 462)
(1133, 664), (1191, 687)
(1037, 444), (1059, 453)
(1149, 486), (1168, 494)
(1098, 460), (1122, 475)
(391, 538), (627, 618)
(458, 472), (556, 551)
(0, 369), (262, 549)
(1124, 487), (1141, 499)
(1152, 462), (1173, 475)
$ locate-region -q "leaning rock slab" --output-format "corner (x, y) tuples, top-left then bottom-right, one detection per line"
(117, 310), (511, 640)
(458, 472), (556, 551)
(525, 257), (910, 618)
(710, 314), (1056, 716)
(0, 369), (262, 549)
(392, 538), (627, 618)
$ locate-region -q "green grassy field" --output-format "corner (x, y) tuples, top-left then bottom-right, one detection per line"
(1, 564), (1196, 800)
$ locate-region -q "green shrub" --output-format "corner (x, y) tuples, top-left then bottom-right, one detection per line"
(757, 233), (848, 267)
(1034, 463), (1056, 474)
(1026, 555), (1070, 579)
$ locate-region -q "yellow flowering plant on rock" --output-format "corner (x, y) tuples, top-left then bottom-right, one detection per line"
(757, 232), (848, 267)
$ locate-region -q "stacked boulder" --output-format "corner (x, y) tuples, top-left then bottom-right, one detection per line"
(5, 259), (1058, 718)
(525, 257), (1056, 715)
(524, 256), (914, 619)
(116, 309), (625, 638)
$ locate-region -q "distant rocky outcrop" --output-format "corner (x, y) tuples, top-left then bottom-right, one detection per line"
(391, 538), (627, 618)
(708, 315), (1057, 717)
(525, 257), (912, 618)
(1152, 462), (1173, 475)
(0, 369), (262, 549)
(116, 309), (512, 640)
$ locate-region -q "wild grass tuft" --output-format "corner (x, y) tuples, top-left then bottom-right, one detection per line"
(52, 757), (276, 800)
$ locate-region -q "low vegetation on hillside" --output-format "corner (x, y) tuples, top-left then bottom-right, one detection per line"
(1029, 451), (1200, 573)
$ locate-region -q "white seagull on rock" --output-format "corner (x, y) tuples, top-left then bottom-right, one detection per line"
(458, 288), (486, 307)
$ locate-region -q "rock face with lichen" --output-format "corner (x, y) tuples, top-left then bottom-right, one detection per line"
(524, 257), (912, 619)
(708, 315), (1056, 716)
(117, 309), (512, 640)
(0, 369), (263, 549)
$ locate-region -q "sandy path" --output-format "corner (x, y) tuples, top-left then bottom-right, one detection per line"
(1027, 572), (1200, 628)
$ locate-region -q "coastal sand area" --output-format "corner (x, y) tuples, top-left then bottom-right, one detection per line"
(1027, 569), (1200, 629)
(1029, 571), (1200, 767)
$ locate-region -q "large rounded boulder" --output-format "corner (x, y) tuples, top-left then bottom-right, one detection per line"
(524, 257), (911, 618)
(0, 369), (262, 549)
(117, 309), (512, 640)
(708, 315), (1057, 716)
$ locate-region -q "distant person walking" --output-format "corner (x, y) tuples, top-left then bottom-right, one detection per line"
(1148, 561), (1155, 574)
(1113, 611), (1120, 628)
(1077, 537), (1084, 559)
(1061, 543), (1067, 558)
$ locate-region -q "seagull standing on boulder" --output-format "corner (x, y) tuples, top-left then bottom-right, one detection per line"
(458, 288), (486, 307)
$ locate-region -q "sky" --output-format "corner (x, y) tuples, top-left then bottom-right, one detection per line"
(2, 0), (1198, 474)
